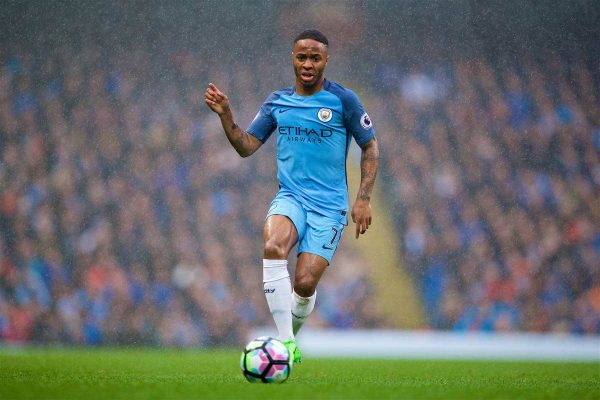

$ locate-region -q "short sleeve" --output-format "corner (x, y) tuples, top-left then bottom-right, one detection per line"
(247, 93), (277, 143)
(341, 89), (376, 146)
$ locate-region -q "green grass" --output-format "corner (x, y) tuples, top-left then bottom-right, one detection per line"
(0, 348), (598, 399)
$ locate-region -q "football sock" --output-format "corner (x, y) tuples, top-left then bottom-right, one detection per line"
(263, 259), (294, 341)
(291, 290), (316, 335)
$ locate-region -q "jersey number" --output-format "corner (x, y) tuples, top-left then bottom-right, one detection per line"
(322, 227), (340, 250)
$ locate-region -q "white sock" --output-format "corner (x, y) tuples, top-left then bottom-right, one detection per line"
(291, 290), (316, 335)
(263, 259), (294, 341)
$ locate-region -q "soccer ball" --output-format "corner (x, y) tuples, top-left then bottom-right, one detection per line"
(240, 336), (292, 383)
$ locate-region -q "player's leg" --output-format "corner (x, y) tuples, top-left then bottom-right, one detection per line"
(262, 195), (306, 347)
(263, 215), (298, 342)
(292, 212), (344, 336)
(292, 252), (328, 335)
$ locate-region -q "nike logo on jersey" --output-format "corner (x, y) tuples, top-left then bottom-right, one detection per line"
(322, 245), (335, 250)
(278, 109), (291, 114)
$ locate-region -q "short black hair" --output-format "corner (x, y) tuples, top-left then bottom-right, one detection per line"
(294, 30), (329, 47)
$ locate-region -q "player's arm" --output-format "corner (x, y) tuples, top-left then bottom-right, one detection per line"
(204, 83), (262, 157)
(351, 137), (379, 239)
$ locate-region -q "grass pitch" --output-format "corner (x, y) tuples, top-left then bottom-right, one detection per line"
(0, 348), (598, 399)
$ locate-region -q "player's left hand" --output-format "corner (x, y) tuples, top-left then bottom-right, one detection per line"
(204, 83), (231, 115)
(351, 199), (372, 239)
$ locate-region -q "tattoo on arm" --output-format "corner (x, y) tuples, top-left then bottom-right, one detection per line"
(226, 121), (257, 157)
(219, 108), (260, 157)
(358, 140), (380, 201)
(358, 187), (371, 201)
(232, 126), (246, 150)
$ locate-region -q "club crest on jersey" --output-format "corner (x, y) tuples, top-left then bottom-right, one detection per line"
(317, 108), (333, 123)
(360, 112), (372, 130)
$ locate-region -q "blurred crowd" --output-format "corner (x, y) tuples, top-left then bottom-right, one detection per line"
(0, 46), (376, 345)
(1, 38), (599, 347)
(372, 54), (600, 334)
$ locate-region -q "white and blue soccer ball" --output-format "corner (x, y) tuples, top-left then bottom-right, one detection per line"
(240, 336), (292, 383)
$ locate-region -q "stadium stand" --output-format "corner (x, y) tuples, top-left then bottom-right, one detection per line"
(375, 56), (600, 334)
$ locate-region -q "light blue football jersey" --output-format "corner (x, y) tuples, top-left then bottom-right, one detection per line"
(247, 79), (375, 223)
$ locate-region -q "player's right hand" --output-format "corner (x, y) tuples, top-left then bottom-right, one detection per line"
(205, 83), (230, 115)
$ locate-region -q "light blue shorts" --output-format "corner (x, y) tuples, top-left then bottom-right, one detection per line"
(266, 193), (345, 264)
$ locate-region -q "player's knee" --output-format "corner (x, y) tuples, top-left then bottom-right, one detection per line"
(263, 240), (288, 260)
(294, 277), (316, 297)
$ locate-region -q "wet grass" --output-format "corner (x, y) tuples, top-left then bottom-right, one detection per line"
(0, 347), (598, 399)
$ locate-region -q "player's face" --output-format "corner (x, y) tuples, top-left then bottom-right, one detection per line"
(292, 39), (328, 91)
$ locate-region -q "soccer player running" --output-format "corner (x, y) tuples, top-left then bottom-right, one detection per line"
(205, 30), (379, 363)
